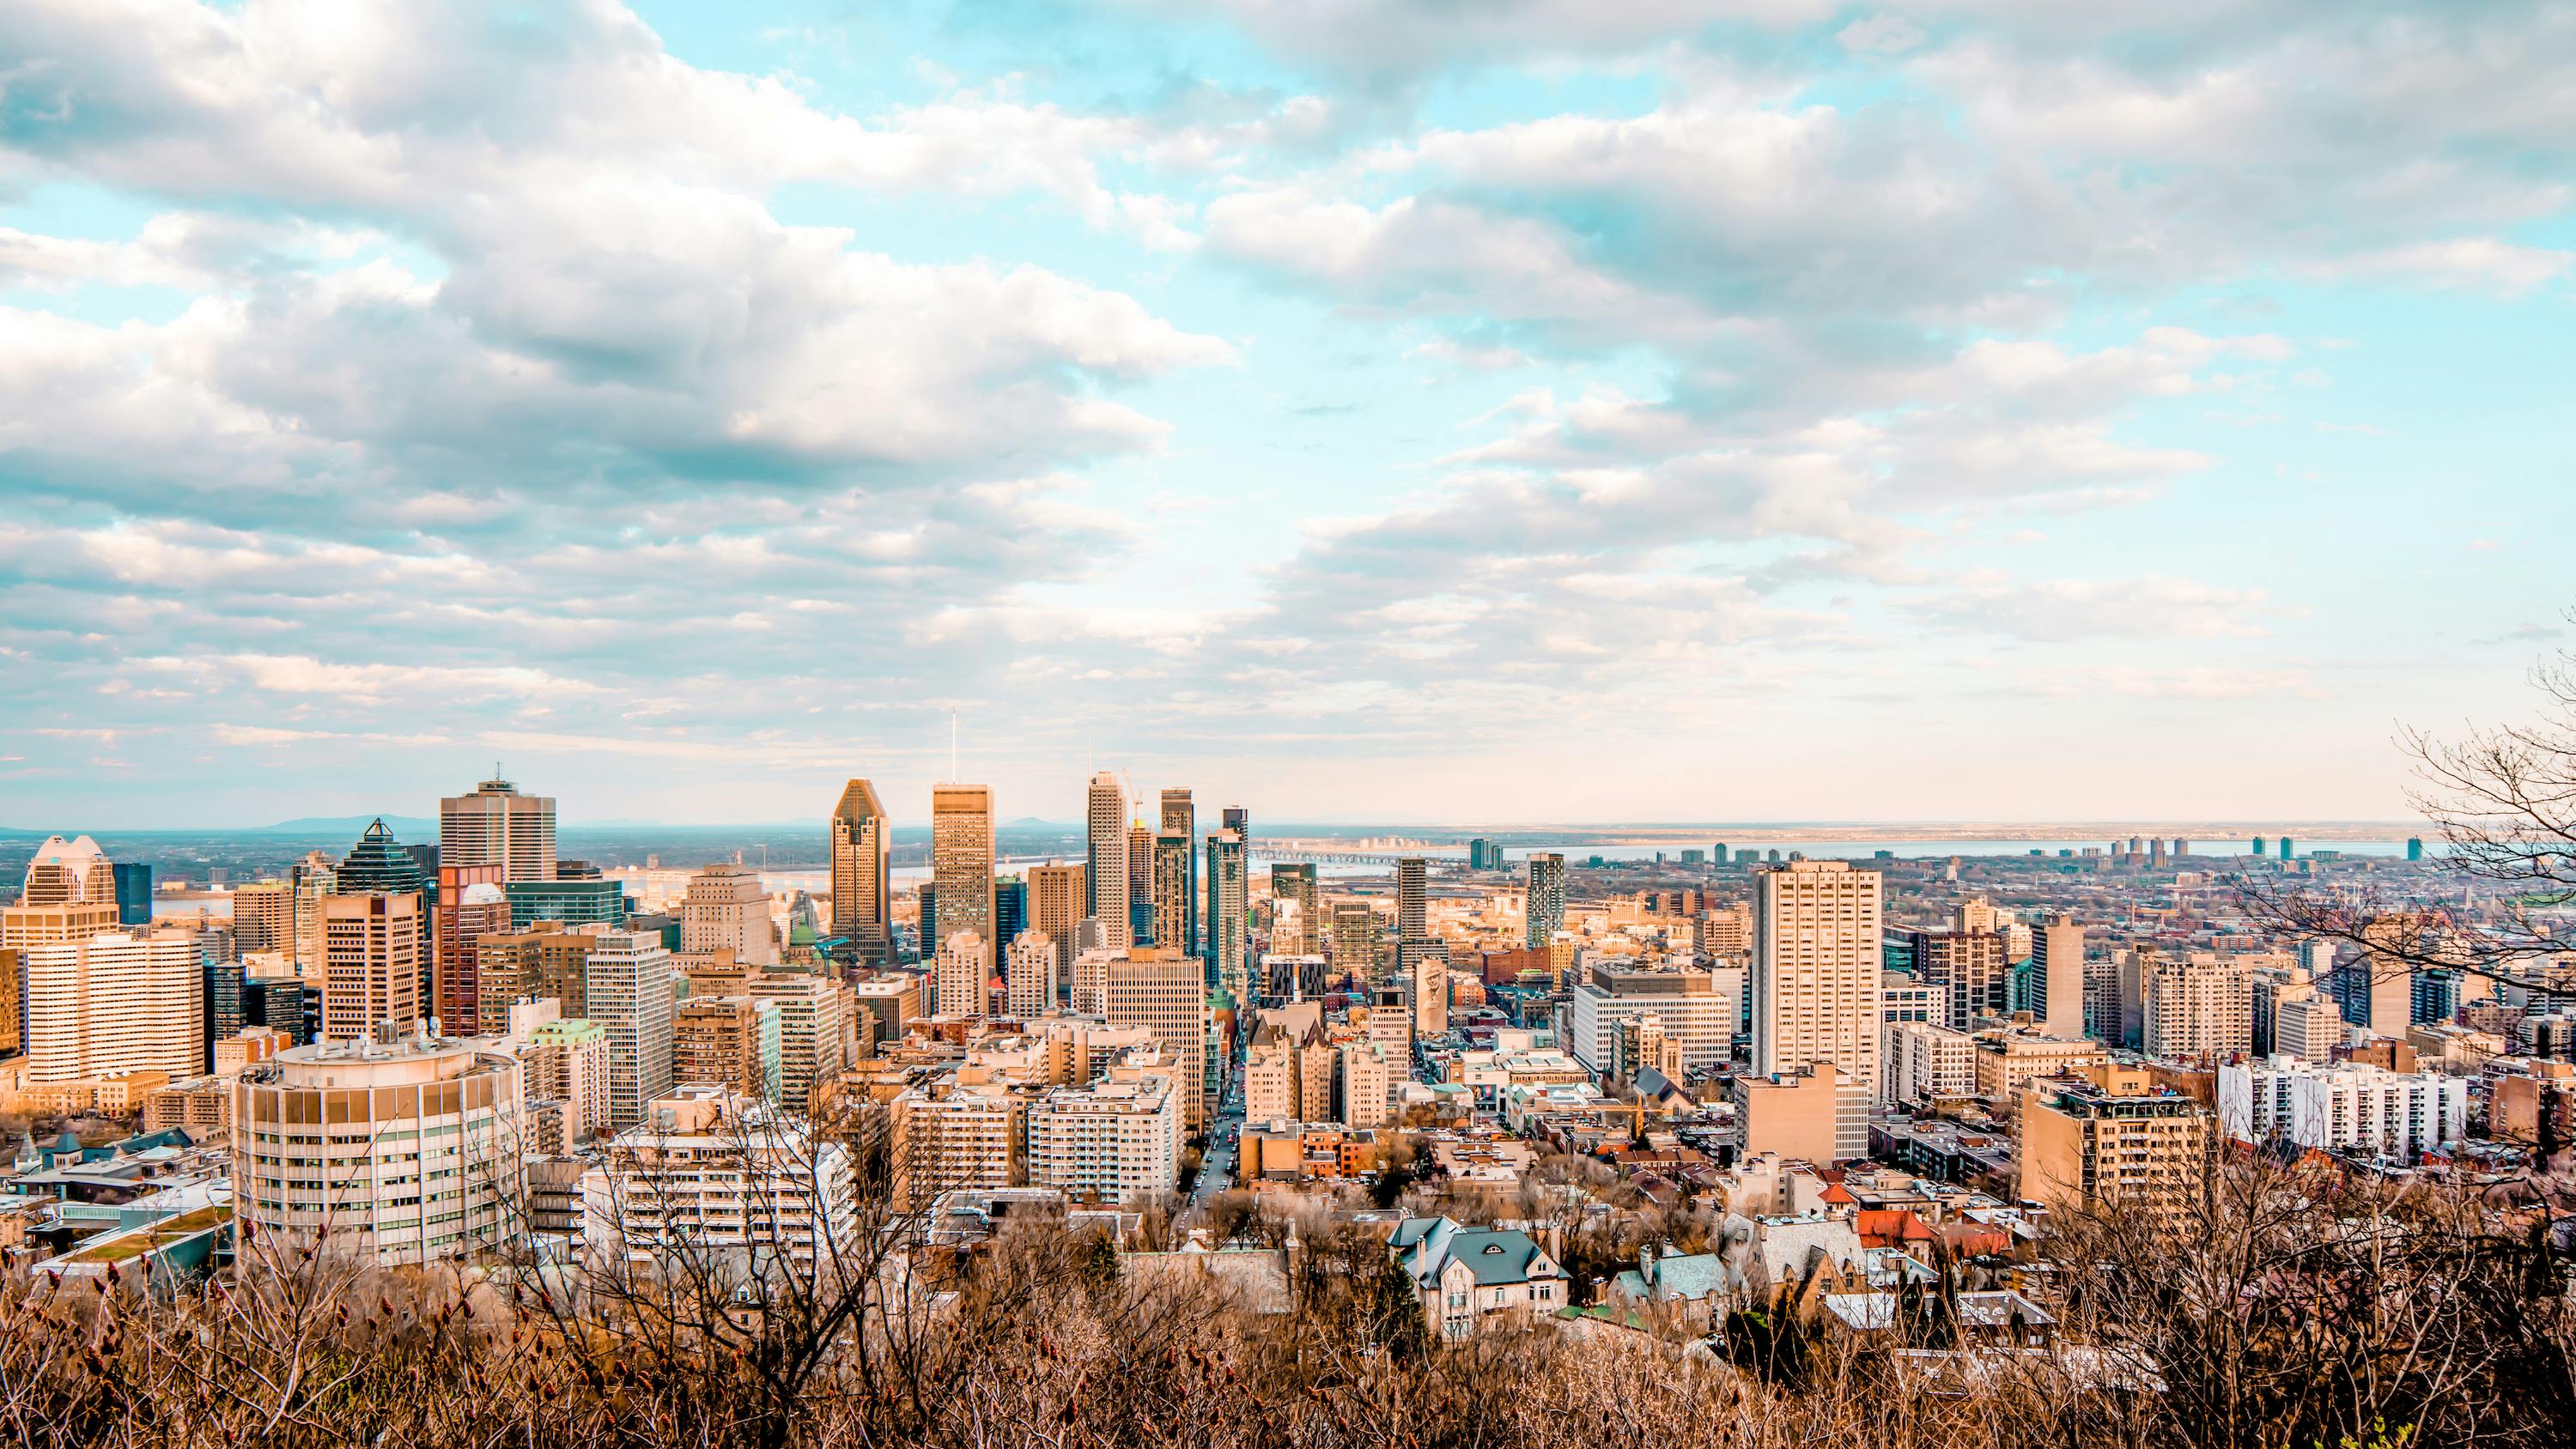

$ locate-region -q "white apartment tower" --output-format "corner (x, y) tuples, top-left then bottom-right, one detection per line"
(1752, 860), (1884, 1090)
(938, 930), (991, 1018)
(1006, 930), (1057, 1018)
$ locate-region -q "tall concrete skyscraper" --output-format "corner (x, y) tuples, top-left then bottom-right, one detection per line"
(2033, 914), (2087, 1039)
(1158, 789), (1197, 955)
(1085, 773), (1132, 951)
(1752, 860), (1884, 1089)
(932, 785), (997, 972)
(1206, 829), (1248, 1003)
(829, 779), (892, 966)
(440, 772), (556, 882)
(1525, 852), (1566, 949)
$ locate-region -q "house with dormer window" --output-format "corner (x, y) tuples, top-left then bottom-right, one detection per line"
(1388, 1216), (1566, 1339)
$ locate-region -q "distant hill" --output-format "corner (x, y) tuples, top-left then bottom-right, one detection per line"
(252, 815), (439, 837)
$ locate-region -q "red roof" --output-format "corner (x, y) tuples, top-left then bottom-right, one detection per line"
(1818, 1181), (1858, 1206)
(1853, 1210), (1939, 1249)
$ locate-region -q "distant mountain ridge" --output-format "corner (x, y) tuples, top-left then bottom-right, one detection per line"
(252, 814), (440, 837)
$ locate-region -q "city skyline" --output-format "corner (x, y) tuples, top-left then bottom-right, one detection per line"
(5, 2), (2571, 826)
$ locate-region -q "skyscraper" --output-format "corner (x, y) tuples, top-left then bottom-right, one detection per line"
(585, 929), (676, 1129)
(1332, 901), (1381, 981)
(1206, 829), (1248, 1003)
(1525, 852), (1566, 949)
(319, 891), (423, 1041)
(1159, 789), (1197, 955)
(1126, 822), (1155, 944)
(932, 785), (997, 972)
(1028, 863), (1085, 989)
(1, 834), (121, 954)
(434, 874), (510, 1038)
(1752, 860), (1884, 1089)
(1146, 832), (1187, 955)
(829, 779), (892, 967)
(1270, 862), (1320, 955)
(1396, 856), (1428, 943)
(110, 861), (153, 926)
(1085, 773), (1132, 951)
(2033, 914), (2087, 1040)
(440, 773), (556, 882)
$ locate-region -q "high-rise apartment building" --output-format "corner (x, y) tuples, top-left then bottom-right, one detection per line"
(1205, 831), (1248, 1003)
(1396, 857), (1428, 943)
(829, 779), (892, 966)
(440, 773), (556, 882)
(320, 892), (423, 1042)
(22, 930), (202, 1082)
(2020, 1064), (2214, 1220)
(682, 864), (777, 967)
(1025, 1073), (1182, 1208)
(1158, 789), (1197, 955)
(1027, 863), (1084, 989)
(673, 996), (781, 1102)
(1752, 861), (1883, 1092)
(1126, 823), (1155, 942)
(1085, 773), (1132, 950)
(583, 931), (676, 1129)
(2032, 914), (2086, 1040)
(1910, 929), (2009, 1029)
(931, 785), (996, 972)
(1525, 853), (1566, 949)
(1106, 947), (1206, 1129)
(2142, 955), (2254, 1060)
(1006, 931), (1056, 1018)
(937, 930), (990, 1018)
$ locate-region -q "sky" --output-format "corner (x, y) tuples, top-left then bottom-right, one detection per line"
(1, 1), (2571, 829)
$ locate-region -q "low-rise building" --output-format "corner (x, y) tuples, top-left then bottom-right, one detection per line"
(1390, 1216), (1566, 1339)
(2216, 1056), (2468, 1161)
(581, 1087), (857, 1268)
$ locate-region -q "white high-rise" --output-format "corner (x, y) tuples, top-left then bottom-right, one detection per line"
(583, 931), (675, 1130)
(1752, 860), (1884, 1090)
(23, 931), (202, 1082)
(1006, 930), (1056, 1017)
(1085, 773), (1132, 952)
(440, 773), (556, 882)
(938, 930), (990, 1018)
